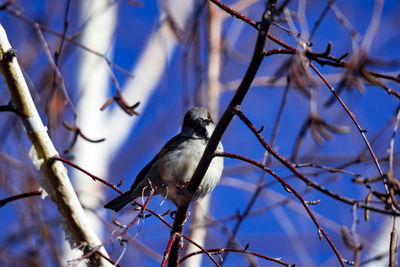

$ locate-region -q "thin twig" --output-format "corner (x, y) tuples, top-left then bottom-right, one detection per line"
(216, 151), (345, 266)
(309, 63), (387, 195)
(50, 156), (218, 266)
(166, 2), (278, 266)
(0, 190), (42, 207)
(180, 247), (293, 266)
(231, 105), (399, 216)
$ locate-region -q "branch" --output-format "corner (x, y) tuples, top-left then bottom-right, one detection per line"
(62, 121), (106, 154)
(0, 190), (42, 207)
(232, 105), (398, 216)
(0, 24), (111, 266)
(51, 156), (219, 266)
(309, 63), (387, 193)
(69, 181), (156, 265)
(208, 0), (257, 28)
(166, 1), (278, 266)
(180, 247), (293, 266)
(216, 152), (345, 266)
(5, 8), (132, 79)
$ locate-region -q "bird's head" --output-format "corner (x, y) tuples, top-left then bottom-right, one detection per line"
(181, 107), (215, 140)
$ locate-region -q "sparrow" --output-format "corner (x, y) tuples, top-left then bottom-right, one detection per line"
(104, 107), (224, 211)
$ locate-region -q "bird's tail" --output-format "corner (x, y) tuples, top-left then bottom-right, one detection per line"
(104, 191), (134, 212)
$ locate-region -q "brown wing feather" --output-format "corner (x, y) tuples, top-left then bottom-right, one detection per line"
(129, 134), (184, 190)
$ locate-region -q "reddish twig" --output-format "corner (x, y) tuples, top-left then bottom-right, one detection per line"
(166, 2), (278, 266)
(209, 0), (257, 28)
(50, 156), (218, 265)
(121, 180), (156, 236)
(69, 181), (156, 265)
(309, 64), (387, 190)
(100, 91), (140, 116)
(49, 156), (122, 193)
(264, 36), (400, 88)
(231, 105), (399, 216)
(161, 232), (180, 267)
(216, 151), (345, 266)
(95, 251), (123, 267)
(63, 121), (106, 153)
(0, 0), (15, 10)
(180, 247), (293, 266)
(0, 190), (42, 207)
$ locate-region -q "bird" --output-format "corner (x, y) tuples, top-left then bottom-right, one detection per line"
(104, 107), (224, 211)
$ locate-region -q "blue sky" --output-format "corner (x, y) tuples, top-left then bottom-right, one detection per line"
(0, 0), (400, 266)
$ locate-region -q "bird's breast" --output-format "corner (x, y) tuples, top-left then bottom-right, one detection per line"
(157, 138), (223, 193)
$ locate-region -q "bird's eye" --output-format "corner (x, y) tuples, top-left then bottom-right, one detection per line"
(197, 118), (209, 126)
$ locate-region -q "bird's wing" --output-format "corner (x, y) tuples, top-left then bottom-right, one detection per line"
(129, 134), (184, 190)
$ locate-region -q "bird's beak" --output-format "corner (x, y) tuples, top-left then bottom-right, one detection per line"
(198, 119), (207, 128)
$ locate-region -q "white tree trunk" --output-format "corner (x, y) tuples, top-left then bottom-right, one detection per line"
(0, 23), (112, 266)
(184, 3), (223, 267)
(69, 0), (195, 263)
(64, 0), (118, 263)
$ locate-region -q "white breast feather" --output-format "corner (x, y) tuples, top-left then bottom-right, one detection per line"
(158, 138), (223, 201)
